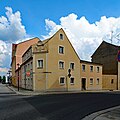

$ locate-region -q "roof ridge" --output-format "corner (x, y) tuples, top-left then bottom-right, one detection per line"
(17, 37), (40, 45)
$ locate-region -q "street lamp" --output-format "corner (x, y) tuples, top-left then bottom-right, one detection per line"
(17, 63), (20, 91)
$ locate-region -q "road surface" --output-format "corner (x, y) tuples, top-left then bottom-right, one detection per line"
(0, 83), (120, 120)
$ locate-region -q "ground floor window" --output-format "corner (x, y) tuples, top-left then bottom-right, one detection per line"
(90, 78), (93, 85)
(111, 79), (114, 84)
(96, 78), (99, 85)
(70, 77), (74, 84)
(59, 77), (65, 85)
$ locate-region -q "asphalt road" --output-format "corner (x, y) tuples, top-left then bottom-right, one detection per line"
(0, 84), (120, 120)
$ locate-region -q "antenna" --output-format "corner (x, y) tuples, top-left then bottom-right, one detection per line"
(110, 30), (113, 43)
(103, 30), (120, 45)
(115, 32), (120, 44)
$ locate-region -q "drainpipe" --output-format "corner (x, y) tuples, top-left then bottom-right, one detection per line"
(46, 53), (48, 91)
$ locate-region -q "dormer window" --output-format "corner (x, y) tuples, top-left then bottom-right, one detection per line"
(60, 34), (63, 40)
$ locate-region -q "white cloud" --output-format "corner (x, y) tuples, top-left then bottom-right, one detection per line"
(0, 7), (27, 76)
(43, 13), (120, 61)
(0, 7), (26, 42)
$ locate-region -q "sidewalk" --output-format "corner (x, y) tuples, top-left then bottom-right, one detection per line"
(0, 83), (15, 94)
(82, 106), (120, 120)
(7, 85), (44, 96)
(7, 85), (120, 96)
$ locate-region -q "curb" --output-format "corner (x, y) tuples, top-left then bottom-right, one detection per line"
(7, 85), (120, 96)
(82, 105), (120, 120)
(7, 86), (42, 96)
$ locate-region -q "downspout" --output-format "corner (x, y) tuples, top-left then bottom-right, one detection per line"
(46, 53), (48, 91)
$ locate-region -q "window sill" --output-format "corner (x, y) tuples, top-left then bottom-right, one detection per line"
(59, 83), (65, 86)
(59, 68), (64, 70)
(37, 67), (43, 69)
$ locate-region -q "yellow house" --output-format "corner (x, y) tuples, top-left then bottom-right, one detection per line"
(20, 28), (103, 92)
(21, 28), (81, 91)
(80, 60), (102, 90)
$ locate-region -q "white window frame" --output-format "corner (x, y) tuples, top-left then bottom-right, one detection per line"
(97, 66), (100, 73)
(82, 64), (85, 72)
(90, 66), (93, 72)
(96, 78), (99, 85)
(90, 78), (93, 85)
(59, 33), (64, 40)
(70, 62), (75, 70)
(58, 45), (65, 54)
(59, 76), (65, 85)
(70, 77), (75, 85)
(59, 60), (65, 69)
(37, 59), (44, 69)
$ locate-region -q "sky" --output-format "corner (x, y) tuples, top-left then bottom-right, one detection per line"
(0, 0), (120, 76)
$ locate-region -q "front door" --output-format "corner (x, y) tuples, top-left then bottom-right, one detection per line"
(82, 78), (86, 90)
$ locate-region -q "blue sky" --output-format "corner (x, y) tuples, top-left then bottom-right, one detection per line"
(0, 0), (120, 76)
(1, 0), (120, 38)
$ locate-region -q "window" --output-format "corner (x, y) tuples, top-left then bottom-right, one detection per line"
(59, 46), (64, 54)
(90, 66), (93, 72)
(70, 63), (75, 70)
(82, 65), (85, 71)
(37, 59), (43, 68)
(111, 79), (114, 84)
(28, 64), (30, 69)
(97, 67), (100, 73)
(59, 77), (65, 85)
(70, 77), (74, 84)
(31, 62), (33, 70)
(90, 78), (93, 85)
(96, 78), (99, 85)
(59, 61), (64, 69)
(60, 34), (63, 40)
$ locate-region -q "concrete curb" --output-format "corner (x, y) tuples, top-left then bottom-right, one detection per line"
(7, 85), (120, 96)
(7, 86), (43, 96)
(82, 105), (120, 120)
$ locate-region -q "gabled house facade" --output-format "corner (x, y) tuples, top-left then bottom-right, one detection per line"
(19, 28), (102, 91)
(21, 29), (81, 91)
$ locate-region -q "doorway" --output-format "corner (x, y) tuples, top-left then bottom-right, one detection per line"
(81, 78), (86, 90)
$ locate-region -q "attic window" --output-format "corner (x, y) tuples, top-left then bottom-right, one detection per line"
(60, 34), (63, 40)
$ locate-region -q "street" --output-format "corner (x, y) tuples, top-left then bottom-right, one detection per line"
(0, 84), (120, 120)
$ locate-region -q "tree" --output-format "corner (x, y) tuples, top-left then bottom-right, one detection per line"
(0, 76), (1, 82)
(2, 76), (6, 84)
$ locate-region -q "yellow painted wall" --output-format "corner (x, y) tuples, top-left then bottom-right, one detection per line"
(33, 52), (46, 91)
(46, 29), (80, 91)
(80, 62), (102, 90)
(102, 75), (117, 90)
